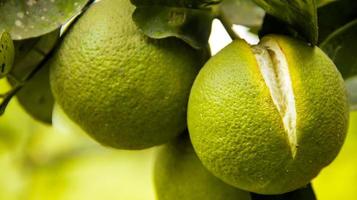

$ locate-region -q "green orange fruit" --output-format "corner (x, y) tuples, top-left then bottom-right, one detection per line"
(187, 35), (349, 194)
(49, 0), (207, 149)
(154, 133), (251, 200)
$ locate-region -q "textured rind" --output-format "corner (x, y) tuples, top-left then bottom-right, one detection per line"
(154, 133), (252, 200)
(187, 35), (349, 194)
(49, 0), (205, 149)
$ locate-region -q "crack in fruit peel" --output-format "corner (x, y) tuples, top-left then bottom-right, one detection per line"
(253, 38), (297, 156)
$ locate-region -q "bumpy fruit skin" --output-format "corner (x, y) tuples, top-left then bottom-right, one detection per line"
(187, 35), (349, 194)
(154, 133), (252, 200)
(50, 0), (206, 149)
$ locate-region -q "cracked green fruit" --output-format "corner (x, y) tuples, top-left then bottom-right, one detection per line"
(154, 133), (251, 200)
(49, 0), (207, 149)
(187, 35), (349, 194)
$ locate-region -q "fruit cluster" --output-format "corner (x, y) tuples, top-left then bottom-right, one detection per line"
(48, 0), (348, 197)
(1, 0), (350, 199)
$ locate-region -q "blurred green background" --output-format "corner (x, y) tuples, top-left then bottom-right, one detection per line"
(0, 79), (156, 200)
(0, 78), (356, 200)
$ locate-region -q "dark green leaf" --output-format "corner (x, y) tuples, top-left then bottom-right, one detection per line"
(220, 0), (265, 27)
(10, 29), (60, 80)
(9, 62), (54, 124)
(1, 29), (60, 116)
(259, 14), (302, 40)
(133, 6), (213, 49)
(317, 0), (357, 43)
(0, 0), (92, 40)
(320, 19), (357, 111)
(320, 19), (357, 80)
(251, 184), (316, 200)
(346, 77), (357, 111)
(252, 0), (318, 44)
(0, 31), (15, 79)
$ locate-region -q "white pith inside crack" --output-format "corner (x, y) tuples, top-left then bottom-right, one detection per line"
(252, 39), (297, 157)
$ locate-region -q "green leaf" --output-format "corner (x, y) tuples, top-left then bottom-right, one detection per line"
(346, 77), (357, 111)
(132, 6), (213, 49)
(9, 62), (54, 124)
(317, 0), (357, 43)
(259, 14), (301, 39)
(320, 19), (357, 111)
(10, 29), (60, 80)
(251, 184), (316, 200)
(0, 0), (92, 40)
(0, 29), (60, 116)
(0, 31), (15, 79)
(320, 19), (357, 80)
(219, 0), (265, 27)
(252, 0), (318, 44)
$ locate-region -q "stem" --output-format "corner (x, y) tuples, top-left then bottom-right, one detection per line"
(0, 46), (51, 115)
(219, 14), (240, 40)
(0, 84), (22, 115)
(211, 3), (240, 41)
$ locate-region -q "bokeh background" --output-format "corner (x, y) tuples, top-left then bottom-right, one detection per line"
(0, 20), (356, 200)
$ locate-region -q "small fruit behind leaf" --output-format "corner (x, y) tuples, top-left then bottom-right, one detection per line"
(188, 35), (349, 194)
(154, 133), (252, 200)
(49, 0), (208, 149)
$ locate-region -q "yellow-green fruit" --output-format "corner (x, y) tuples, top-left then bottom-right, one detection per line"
(49, 0), (206, 149)
(187, 35), (349, 194)
(154, 133), (252, 200)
